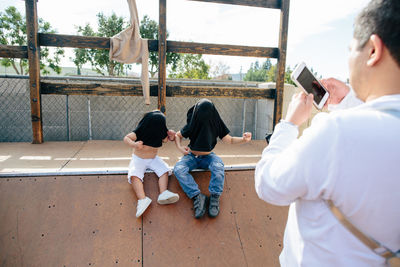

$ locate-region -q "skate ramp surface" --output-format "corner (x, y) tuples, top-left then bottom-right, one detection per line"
(0, 170), (288, 266)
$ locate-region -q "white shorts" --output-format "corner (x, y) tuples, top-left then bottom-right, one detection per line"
(127, 154), (171, 183)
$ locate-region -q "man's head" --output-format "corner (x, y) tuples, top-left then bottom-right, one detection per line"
(349, 0), (400, 101)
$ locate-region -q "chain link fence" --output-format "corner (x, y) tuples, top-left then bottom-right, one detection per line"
(0, 77), (32, 142)
(0, 76), (273, 142)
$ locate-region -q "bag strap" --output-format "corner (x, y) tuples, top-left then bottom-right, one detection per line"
(326, 108), (400, 260)
(327, 200), (398, 259)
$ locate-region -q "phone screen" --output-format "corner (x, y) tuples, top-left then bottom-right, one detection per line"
(297, 67), (326, 104)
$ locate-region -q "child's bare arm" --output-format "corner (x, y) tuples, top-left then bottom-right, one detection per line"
(221, 132), (252, 145)
(175, 131), (189, 155)
(123, 132), (143, 149)
(162, 130), (177, 143)
(167, 129), (176, 141)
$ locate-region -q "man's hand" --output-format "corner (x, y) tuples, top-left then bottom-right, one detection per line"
(243, 132), (252, 142)
(285, 92), (314, 126)
(320, 78), (350, 107)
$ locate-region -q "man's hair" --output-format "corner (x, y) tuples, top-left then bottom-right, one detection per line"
(354, 0), (400, 67)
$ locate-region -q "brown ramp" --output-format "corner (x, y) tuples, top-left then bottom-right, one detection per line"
(142, 170), (288, 267)
(0, 175), (142, 266)
(0, 171), (288, 266)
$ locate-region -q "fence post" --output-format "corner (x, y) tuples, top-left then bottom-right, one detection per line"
(25, 0), (43, 143)
(273, 0), (290, 127)
(158, 0), (167, 113)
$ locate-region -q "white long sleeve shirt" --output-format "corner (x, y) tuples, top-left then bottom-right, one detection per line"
(255, 92), (400, 266)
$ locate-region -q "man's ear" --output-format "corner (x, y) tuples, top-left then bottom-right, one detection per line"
(367, 34), (384, 67)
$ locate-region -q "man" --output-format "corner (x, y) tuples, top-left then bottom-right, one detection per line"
(255, 0), (400, 266)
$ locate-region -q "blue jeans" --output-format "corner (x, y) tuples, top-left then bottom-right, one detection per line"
(173, 152), (225, 199)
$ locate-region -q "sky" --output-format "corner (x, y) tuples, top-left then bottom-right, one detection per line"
(1, 0), (370, 80)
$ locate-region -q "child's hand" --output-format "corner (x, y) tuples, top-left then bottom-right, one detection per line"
(135, 141), (144, 150)
(180, 146), (190, 155)
(167, 130), (176, 141)
(243, 132), (252, 142)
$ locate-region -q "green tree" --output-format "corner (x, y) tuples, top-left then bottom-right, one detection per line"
(244, 59), (296, 85)
(73, 12), (131, 76)
(0, 6), (65, 75)
(243, 60), (272, 82)
(168, 54), (210, 79)
(139, 15), (180, 78)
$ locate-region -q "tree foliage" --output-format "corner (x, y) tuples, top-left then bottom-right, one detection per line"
(169, 54), (210, 79)
(244, 59), (296, 85)
(210, 61), (231, 79)
(73, 12), (130, 76)
(73, 14), (181, 77)
(139, 15), (180, 78)
(0, 6), (65, 75)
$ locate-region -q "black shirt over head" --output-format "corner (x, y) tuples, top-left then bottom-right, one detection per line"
(181, 99), (230, 152)
(133, 110), (168, 148)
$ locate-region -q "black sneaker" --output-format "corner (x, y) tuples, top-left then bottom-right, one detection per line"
(208, 194), (220, 218)
(192, 193), (207, 219)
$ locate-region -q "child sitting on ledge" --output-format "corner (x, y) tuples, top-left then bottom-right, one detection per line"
(124, 110), (179, 218)
(174, 99), (251, 219)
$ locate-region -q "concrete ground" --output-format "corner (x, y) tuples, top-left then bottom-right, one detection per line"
(0, 140), (267, 176)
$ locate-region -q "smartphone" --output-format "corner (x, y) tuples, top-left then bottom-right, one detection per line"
(291, 62), (329, 110)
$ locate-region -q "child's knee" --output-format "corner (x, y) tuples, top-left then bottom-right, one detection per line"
(129, 176), (143, 184)
(210, 159), (224, 172)
(174, 163), (188, 175)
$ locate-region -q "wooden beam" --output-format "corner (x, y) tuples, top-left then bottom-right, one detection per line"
(167, 41), (279, 58)
(38, 33), (278, 58)
(0, 45), (28, 59)
(40, 81), (159, 96)
(40, 81), (276, 99)
(39, 33), (110, 49)
(25, 0), (43, 144)
(158, 0), (167, 113)
(273, 0), (290, 127)
(188, 0), (281, 9)
(166, 85), (275, 99)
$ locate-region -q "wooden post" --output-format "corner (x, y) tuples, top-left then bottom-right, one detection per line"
(158, 0), (167, 113)
(25, 0), (43, 143)
(273, 0), (290, 127)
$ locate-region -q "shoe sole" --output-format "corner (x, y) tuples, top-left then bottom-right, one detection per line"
(136, 200), (152, 218)
(157, 195), (179, 205)
(208, 209), (219, 218)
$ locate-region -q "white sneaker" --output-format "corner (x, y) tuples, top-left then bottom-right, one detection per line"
(157, 190), (179, 205)
(136, 197), (152, 218)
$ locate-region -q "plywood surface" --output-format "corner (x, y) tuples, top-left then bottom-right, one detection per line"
(0, 171), (288, 267)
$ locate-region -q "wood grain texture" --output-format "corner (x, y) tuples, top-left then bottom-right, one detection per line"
(274, 0), (290, 127)
(0, 45), (28, 59)
(25, 0), (43, 144)
(158, 0), (167, 113)
(40, 81), (276, 99)
(37, 34), (278, 58)
(168, 41), (279, 58)
(39, 33), (110, 49)
(188, 0), (281, 9)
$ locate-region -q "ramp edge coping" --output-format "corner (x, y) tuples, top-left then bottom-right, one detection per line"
(0, 165), (255, 178)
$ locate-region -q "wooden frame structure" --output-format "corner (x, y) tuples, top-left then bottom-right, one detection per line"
(0, 0), (290, 143)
